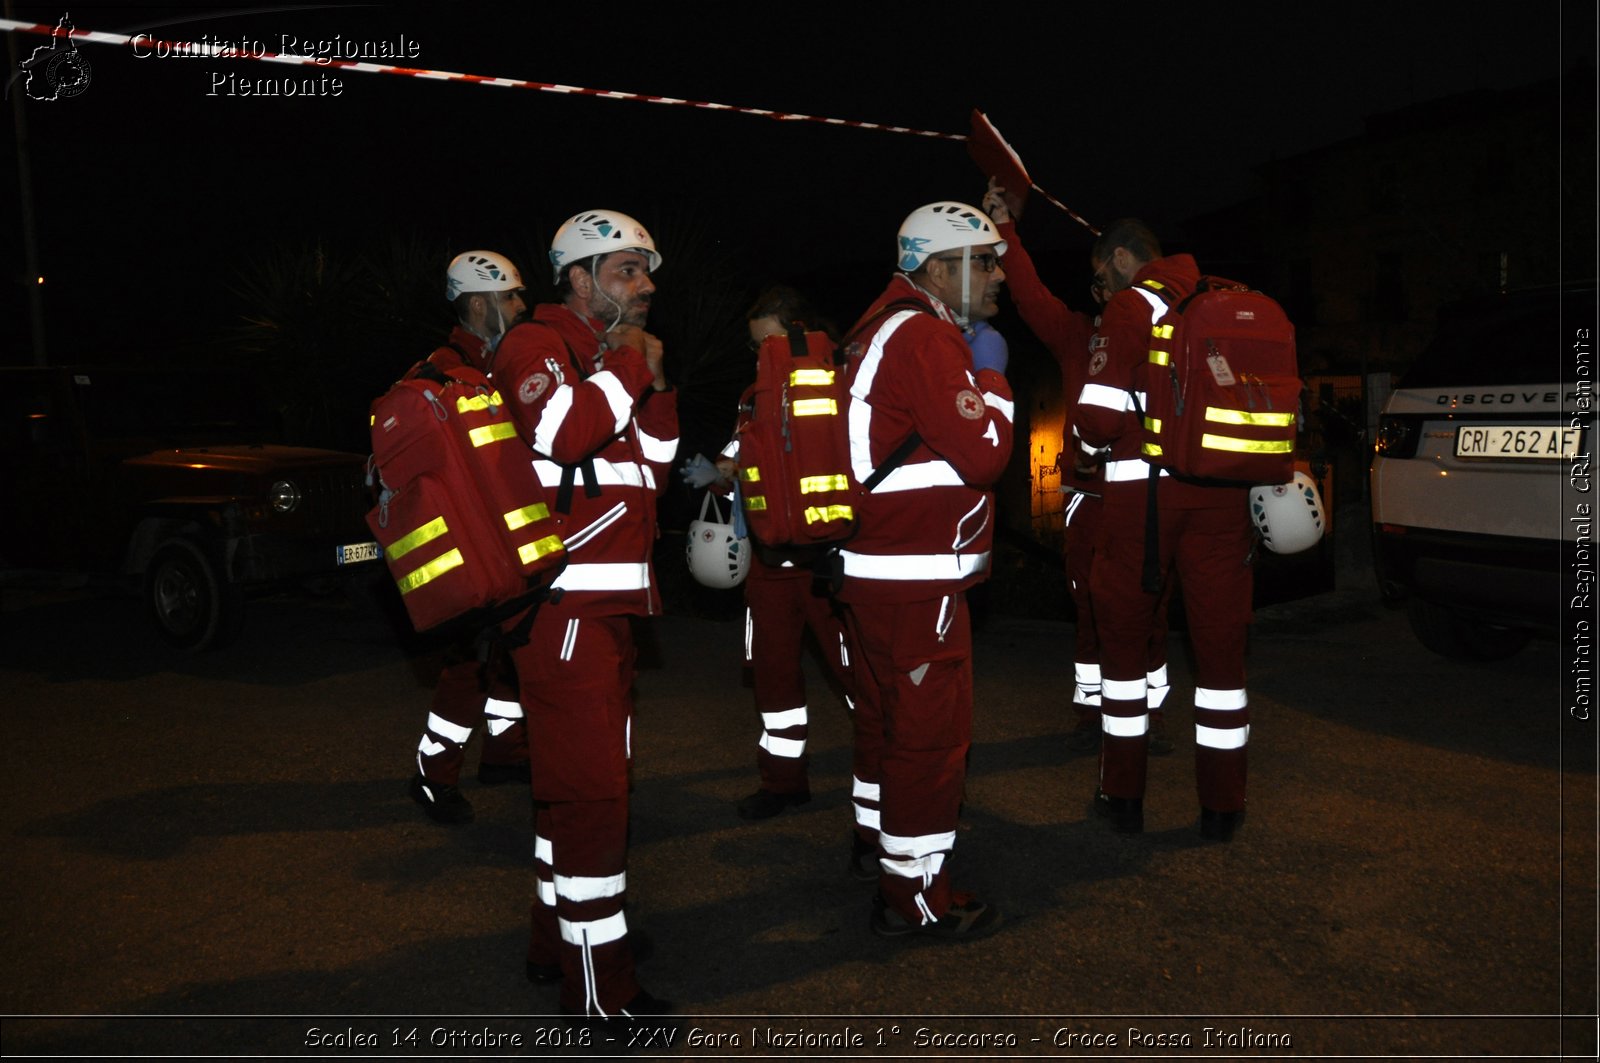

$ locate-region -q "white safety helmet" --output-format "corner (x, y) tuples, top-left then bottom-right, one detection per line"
(896, 201), (1007, 272)
(686, 492), (750, 589)
(445, 250), (524, 302)
(549, 210), (662, 283)
(1249, 471), (1326, 554)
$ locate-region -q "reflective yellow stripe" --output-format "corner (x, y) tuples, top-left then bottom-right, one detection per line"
(387, 516), (448, 561)
(518, 535), (565, 565)
(1143, 416), (1162, 433)
(1202, 434), (1294, 454)
(1205, 407), (1296, 427)
(469, 421), (520, 447)
(1142, 442), (1164, 457)
(1141, 279), (1167, 292)
(504, 503), (551, 531)
(396, 548), (463, 595)
(792, 398), (837, 417)
(456, 390), (504, 413)
(789, 369), (834, 386)
(804, 504), (853, 524)
(1148, 349), (1170, 366)
(744, 495), (768, 511)
(740, 466), (761, 482)
(799, 474), (850, 494)
(1151, 324), (1174, 340)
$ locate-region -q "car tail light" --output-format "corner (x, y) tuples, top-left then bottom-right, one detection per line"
(1374, 415), (1421, 459)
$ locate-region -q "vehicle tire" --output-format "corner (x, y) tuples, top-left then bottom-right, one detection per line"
(145, 537), (243, 651)
(1405, 597), (1530, 662)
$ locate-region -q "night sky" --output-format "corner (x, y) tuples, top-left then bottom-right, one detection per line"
(0, 1), (1585, 375)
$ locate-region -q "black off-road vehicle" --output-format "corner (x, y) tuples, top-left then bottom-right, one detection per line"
(0, 365), (381, 650)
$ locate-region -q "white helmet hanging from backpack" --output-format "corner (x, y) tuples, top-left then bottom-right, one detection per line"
(686, 491), (750, 589)
(1249, 472), (1326, 554)
(548, 210), (662, 283)
(445, 251), (524, 302)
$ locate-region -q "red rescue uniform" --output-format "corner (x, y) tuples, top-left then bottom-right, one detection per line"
(1074, 255), (1253, 813)
(412, 325), (527, 786)
(490, 303), (678, 1017)
(839, 276), (1014, 926)
(995, 223), (1173, 723)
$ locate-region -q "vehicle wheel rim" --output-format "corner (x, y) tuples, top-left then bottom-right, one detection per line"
(154, 565), (201, 631)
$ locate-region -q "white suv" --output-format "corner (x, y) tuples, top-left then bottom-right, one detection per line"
(1370, 285), (1595, 660)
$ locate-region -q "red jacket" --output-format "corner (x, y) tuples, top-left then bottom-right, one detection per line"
(995, 221), (1101, 491)
(490, 303), (679, 616)
(837, 276), (1014, 604)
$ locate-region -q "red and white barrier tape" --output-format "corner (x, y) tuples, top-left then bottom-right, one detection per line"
(0, 17), (967, 141)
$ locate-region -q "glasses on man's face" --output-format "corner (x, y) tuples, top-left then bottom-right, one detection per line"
(933, 252), (1001, 273)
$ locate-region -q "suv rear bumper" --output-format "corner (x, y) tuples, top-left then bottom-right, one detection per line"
(1372, 524), (1561, 631)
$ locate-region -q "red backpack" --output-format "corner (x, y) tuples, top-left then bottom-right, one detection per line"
(1138, 277), (1301, 485)
(734, 303), (927, 554)
(366, 361), (565, 631)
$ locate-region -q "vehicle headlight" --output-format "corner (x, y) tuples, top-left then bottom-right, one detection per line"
(269, 479), (301, 513)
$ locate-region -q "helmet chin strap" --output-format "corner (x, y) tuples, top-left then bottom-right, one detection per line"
(474, 293), (510, 351)
(957, 244), (972, 327)
(591, 254), (626, 335)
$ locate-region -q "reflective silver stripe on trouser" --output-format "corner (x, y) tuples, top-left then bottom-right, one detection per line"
(744, 607), (753, 663)
(1100, 677), (1148, 736)
(881, 829), (957, 924)
(483, 697), (524, 737)
(1074, 662), (1102, 708)
(559, 618), (580, 662)
(534, 834), (555, 906)
(417, 711), (472, 762)
(759, 706), (807, 758)
(852, 776), (880, 832)
(1195, 687), (1249, 749)
(1146, 665), (1170, 711)
(562, 909), (630, 1019)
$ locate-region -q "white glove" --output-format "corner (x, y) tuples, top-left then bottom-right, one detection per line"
(680, 453), (720, 488)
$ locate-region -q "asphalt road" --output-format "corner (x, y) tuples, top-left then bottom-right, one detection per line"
(1, 557), (1595, 1059)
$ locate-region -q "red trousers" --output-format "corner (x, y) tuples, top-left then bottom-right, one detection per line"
(511, 604), (639, 1016)
(1091, 481), (1253, 811)
(744, 562), (854, 794)
(415, 637), (525, 785)
(1064, 491), (1172, 721)
(845, 593), (972, 925)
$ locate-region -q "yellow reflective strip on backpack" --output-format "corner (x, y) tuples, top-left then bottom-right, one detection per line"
(789, 369), (835, 386)
(1148, 348), (1170, 366)
(518, 534), (565, 565)
(387, 516), (448, 562)
(1141, 442), (1164, 457)
(396, 548), (463, 595)
(503, 503), (551, 531)
(1141, 279), (1166, 292)
(1151, 324), (1174, 340)
(1201, 434), (1294, 454)
(804, 504), (853, 524)
(456, 390), (504, 414)
(468, 421), (520, 447)
(740, 466), (761, 482)
(798, 474), (850, 494)
(1204, 406), (1296, 427)
(792, 398), (838, 417)
(743, 495), (768, 511)
(1143, 416), (1162, 433)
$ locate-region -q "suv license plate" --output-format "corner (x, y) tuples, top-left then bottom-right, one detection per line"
(1455, 425), (1582, 460)
(337, 541), (382, 565)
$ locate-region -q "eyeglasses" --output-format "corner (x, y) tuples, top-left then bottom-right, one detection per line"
(932, 252), (1001, 273)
